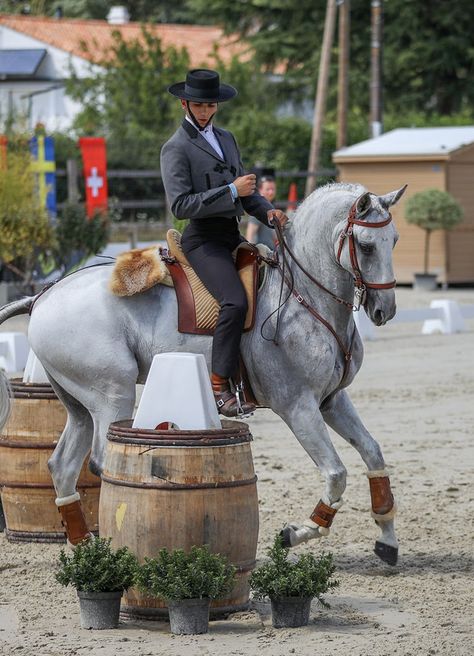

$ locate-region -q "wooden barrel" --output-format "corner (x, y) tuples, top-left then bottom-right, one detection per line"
(0, 380), (101, 542)
(99, 419), (259, 619)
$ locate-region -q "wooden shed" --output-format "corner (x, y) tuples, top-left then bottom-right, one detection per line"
(333, 126), (474, 284)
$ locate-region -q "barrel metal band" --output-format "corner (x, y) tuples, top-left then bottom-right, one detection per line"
(0, 440), (58, 449)
(101, 473), (257, 490)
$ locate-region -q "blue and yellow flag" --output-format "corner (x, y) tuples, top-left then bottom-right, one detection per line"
(29, 135), (56, 218)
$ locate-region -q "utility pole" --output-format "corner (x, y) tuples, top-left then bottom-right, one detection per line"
(370, 0), (383, 138)
(336, 0), (350, 150)
(305, 0), (337, 197)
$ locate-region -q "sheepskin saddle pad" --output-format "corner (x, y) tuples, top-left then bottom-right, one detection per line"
(109, 229), (272, 336)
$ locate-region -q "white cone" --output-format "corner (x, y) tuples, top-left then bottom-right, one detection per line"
(133, 352), (221, 430)
(23, 349), (49, 383)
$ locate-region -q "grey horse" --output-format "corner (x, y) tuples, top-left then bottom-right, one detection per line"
(0, 182), (405, 564)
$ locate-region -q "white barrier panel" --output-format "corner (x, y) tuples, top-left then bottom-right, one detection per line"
(0, 332), (29, 373)
(23, 349), (49, 384)
(133, 352), (221, 431)
(421, 300), (466, 335)
(355, 300), (473, 341)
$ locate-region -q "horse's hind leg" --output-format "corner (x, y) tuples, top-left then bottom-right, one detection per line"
(46, 378), (95, 545)
(276, 394), (347, 549)
(321, 389), (398, 566)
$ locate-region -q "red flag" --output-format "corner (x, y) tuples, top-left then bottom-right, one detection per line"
(79, 137), (108, 218)
(0, 135), (7, 169)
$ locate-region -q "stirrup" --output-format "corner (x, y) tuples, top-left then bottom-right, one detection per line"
(214, 387), (255, 418)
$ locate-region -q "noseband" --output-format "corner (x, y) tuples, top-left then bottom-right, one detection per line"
(336, 200), (396, 309)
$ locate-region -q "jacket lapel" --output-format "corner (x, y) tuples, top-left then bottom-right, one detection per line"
(180, 119), (225, 162)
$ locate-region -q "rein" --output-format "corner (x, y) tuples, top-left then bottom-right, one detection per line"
(263, 195), (396, 388)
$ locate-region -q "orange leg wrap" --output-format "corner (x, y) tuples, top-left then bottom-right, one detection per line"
(369, 476), (394, 515)
(310, 499), (338, 528)
(57, 500), (92, 545)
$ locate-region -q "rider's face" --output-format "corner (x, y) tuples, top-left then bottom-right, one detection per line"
(181, 100), (218, 128)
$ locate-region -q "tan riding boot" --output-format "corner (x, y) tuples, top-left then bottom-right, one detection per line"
(211, 373), (255, 417)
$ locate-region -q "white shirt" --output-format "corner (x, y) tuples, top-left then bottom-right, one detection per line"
(185, 115), (224, 160)
(185, 115), (237, 200)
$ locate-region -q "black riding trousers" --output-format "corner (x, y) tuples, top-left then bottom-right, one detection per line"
(182, 234), (248, 379)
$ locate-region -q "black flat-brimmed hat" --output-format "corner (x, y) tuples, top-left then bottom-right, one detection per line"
(168, 69), (237, 102)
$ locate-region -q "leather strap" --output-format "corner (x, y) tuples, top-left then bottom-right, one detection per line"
(57, 500), (92, 545)
(310, 499), (338, 528)
(369, 476), (395, 515)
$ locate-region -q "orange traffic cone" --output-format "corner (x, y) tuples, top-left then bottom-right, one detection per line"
(287, 182), (298, 211)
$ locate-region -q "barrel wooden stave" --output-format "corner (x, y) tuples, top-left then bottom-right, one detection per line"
(0, 385), (100, 542)
(99, 420), (259, 618)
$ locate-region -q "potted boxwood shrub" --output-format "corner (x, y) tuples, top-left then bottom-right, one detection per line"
(136, 545), (236, 635)
(250, 535), (339, 628)
(405, 189), (463, 291)
(55, 537), (138, 629)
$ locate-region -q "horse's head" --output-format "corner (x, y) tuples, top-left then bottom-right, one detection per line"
(333, 185), (407, 326)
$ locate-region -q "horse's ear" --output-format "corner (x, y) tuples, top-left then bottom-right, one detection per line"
(355, 192), (371, 218)
(379, 184), (408, 208)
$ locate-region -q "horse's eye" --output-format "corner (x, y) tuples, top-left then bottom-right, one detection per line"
(359, 242), (375, 254)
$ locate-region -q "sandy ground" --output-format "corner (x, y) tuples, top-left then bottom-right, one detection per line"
(0, 287), (473, 656)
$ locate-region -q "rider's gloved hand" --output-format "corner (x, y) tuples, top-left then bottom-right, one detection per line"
(268, 209), (290, 228)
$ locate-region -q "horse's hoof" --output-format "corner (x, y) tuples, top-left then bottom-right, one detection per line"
(279, 527), (293, 548)
(374, 540), (398, 566)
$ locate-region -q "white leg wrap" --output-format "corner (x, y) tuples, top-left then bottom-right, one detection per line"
(365, 468), (390, 479)
(55, 492), (80, 507)
(372, 502), (397, 523)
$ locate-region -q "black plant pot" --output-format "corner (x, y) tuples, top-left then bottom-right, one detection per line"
(167, 598), (210, 635)
(77, 590), (122, 629)
(270, 597), (312, 628)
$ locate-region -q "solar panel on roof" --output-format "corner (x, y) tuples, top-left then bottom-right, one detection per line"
(0, 49), (46, 77)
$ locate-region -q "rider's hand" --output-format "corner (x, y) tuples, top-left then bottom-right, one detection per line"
(268, 209), (290, 229)
(233, 174), (257, 197)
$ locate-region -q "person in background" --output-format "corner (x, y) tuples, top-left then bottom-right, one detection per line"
(245, 176), (278, 249)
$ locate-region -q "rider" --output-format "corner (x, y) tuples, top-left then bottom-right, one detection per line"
(161, 69), (289, 417)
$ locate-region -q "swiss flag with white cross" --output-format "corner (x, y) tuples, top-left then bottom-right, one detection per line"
(79, 137), (108, 218)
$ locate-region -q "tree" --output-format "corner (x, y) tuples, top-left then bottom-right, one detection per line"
(53, 203), (110, 274)
(0, 148), (55, 284)
(187, 0), (474, 117)
(66, 27), (190, 168)
(0, 0), (202, 22)
(405, 189), (463, 274)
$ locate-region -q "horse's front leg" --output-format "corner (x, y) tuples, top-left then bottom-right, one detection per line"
(321, 389), (398, 566)
(275, 393), (346, 548)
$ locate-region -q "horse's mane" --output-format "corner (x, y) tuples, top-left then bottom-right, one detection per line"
(294, 182), (367, 224)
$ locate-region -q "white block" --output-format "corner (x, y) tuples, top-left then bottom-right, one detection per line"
(133, 352), (221, 431)
(22, 349), (49, 383)
(0, 332), (29, 373)
(422, 300), (466, 335)
(353, 308), (375, 340)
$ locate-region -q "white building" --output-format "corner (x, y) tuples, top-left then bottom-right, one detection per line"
(0, 9), (241, 132)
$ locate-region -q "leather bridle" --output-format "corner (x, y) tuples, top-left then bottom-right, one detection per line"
(262, 194), (396, 392)
(336, 200), (396, 310)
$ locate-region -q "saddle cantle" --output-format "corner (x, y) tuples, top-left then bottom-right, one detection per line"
(163, 229), (262, 335)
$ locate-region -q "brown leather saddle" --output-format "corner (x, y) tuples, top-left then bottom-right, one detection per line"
(161, 229), (263, 336)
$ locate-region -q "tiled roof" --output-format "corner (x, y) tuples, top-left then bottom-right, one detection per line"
(0, 14), (246, 66)
(334, 127), (474, 160)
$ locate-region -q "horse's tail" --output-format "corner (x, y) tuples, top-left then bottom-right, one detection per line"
(0, 295), (35, 430)
(0, 296), (35, 325)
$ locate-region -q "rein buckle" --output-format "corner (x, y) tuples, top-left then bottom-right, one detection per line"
(295, 294), (304, 304)
(353, 285), (366, 311)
